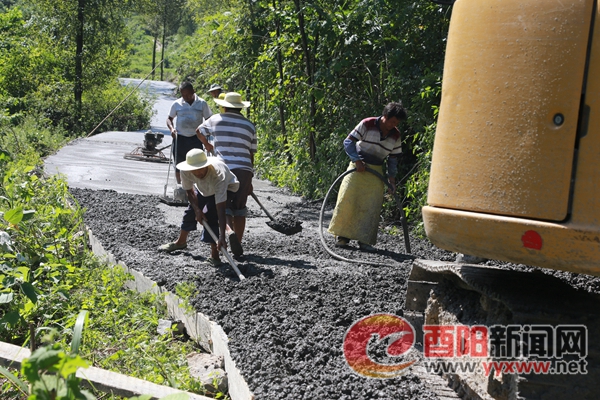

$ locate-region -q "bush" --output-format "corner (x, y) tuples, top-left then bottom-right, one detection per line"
(0, 119), (215, 398)
(30, 80), (153, 136)
(0, 114), (68, 157)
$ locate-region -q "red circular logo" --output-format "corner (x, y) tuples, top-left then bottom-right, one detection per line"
(343, 313), (416, 378)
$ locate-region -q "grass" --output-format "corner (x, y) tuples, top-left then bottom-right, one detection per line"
(0, 116), (226, 399)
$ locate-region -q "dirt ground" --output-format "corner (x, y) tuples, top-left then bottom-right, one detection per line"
(70, 179), (600, 400)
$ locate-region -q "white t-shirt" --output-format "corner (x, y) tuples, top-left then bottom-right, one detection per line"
(181, 158), (239, 204)
(169, 94), (212, 137)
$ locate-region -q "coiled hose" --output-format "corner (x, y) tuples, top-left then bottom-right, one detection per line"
(318, 167), (411, 266)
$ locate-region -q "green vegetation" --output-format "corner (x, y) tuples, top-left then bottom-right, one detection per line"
(163, 0), (450, 224)
(0, 0), (450, 394)
(1, 0), (447, 220)
(121, 14), (190, 82)
(0, 4), (152, 134)
(0, 120), (222, 398)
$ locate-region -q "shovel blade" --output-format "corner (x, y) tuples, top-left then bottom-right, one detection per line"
(266, 218), (302, 235)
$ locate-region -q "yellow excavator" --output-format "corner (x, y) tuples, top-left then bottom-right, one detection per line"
(424, 0), (600, 276)
(404, 2), (600, 398)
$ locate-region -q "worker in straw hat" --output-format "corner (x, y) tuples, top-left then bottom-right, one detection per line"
(206, 84), (223, 114)
(196, 92), (256, 257)
(159, 148), (240, 267)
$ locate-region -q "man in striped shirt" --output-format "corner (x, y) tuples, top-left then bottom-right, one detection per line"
(196, 92), (257, 257)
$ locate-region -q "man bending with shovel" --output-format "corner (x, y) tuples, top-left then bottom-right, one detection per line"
(159, 149), (239, 267)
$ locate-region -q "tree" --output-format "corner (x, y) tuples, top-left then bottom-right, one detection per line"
(24, 0), (136, 125)
(178, 0), (452, 216)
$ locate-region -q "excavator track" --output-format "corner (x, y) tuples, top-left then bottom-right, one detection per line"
(405, 260), (600, 400)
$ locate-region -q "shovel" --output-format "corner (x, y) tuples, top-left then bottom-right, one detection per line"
(250, 192), (302, 235)
(172, 136), (188, 202)
(201, 221), (245, 281)
(163, 140), (174, 198)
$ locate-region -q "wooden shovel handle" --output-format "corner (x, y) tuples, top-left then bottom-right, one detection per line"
(250, 192), (276, 221)
(201, 221), (246, 281)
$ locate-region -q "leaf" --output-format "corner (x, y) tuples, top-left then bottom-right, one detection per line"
(3, 207), (23, 225)
(71, 310), (89, 355)
(22, 346), (62, 382)
(58, 354), (89, 378)
(0, 292), (14, 304)
(0, 310), (20, 328)
(20, 282), (38, 304)
(0, 364), (28, 394)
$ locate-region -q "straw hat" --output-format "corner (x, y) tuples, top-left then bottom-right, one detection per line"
(176, 149), (215, 171)
(214, 92), (250, 109)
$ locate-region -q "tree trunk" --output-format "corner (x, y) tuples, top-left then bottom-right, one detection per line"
(274, 0), (286, 137)
(152, 34), (158, 80)
(293, 0), (316, 160)
(160, 3), (167, 81)
(75, 0), (85, 125)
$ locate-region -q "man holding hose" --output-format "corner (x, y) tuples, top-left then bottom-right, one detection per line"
(328, 102), (407, 252)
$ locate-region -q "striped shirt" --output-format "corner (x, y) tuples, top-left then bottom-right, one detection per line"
(349, 117), (402, 165)
(198, 112), (257, 172)
(169, 94), (212, 137)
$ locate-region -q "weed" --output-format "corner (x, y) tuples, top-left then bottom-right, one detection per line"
(175, 281), (197, 314)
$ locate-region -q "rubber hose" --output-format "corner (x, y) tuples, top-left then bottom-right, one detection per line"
(318, 167), (412, 266)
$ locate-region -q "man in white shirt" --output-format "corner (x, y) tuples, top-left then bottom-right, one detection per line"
(167, 82), (212, 184)
(159, 149), (239, 266)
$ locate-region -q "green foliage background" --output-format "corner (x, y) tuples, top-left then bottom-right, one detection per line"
(0, 0), (452, 394)
(0, 118), (214, 398)
(1, 0), (450, 223)
(176, 0), (451, 223)
(0, 4), (152, 135)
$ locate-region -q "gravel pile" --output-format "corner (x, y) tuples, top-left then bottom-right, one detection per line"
(70, 188), (600, 399)
(71, 188), (450, 399)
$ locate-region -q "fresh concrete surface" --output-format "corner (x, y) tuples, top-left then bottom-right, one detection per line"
(44, 79), (291, 203)
(45, 79), (179, 196)
(44, 130), (176, 196)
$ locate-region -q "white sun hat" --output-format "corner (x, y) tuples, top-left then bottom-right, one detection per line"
(176, 149), (216, 171)
(207, 83), (222, 93)
(214, 92), (251, 109)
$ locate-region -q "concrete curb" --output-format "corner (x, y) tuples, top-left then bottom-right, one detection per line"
(87, 227), (254, 400)
(0, 341), (211, 400)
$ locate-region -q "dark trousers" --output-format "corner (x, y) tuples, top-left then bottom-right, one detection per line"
(180, 189), (219, 244)
(175, 135), (203, 172)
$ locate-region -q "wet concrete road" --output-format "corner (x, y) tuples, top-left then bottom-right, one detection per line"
(44, 79), (178, 196)
(43, 79), (301, 229)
